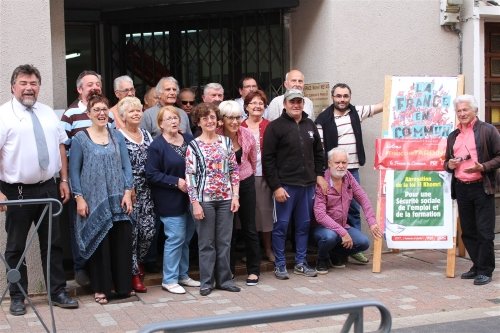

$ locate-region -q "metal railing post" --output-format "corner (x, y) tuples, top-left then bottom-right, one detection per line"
(139, 299), (392, 333)
(0, 198), (63, 333)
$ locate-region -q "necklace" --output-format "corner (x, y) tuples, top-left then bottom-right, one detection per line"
(124, 128), (143, 143)
(88, 128), (109, 145)
(163, 132), (183, 146)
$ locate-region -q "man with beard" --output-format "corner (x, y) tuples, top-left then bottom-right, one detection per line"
(0, 64), (79, 315)
(312, 148), (382, 274)
(314, 83), (382, 265)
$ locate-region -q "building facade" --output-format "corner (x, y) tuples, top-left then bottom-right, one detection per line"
(0, 0), (498, 293)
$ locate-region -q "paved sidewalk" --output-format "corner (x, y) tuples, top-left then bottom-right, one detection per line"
(1, 249), (499, 332)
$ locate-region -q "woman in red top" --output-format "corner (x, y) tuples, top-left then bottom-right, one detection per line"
(241, 90), (274, 263)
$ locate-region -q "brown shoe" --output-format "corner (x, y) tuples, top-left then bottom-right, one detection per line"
(132, 275), (147, 293)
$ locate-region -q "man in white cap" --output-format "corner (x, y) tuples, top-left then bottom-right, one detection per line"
(263, 89), (326, 280)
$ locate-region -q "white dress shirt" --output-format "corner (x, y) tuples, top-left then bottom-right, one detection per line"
(0, 98), (68, 184)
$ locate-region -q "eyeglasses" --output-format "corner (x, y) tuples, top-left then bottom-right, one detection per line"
(116, 87), (135, 94)
(333, 94), (350, 99)
(248, 102), (265, 107)
(163, 116), (179, 122)
(181, 100), (195, 105)
(91, 107), (108, 114)
(224, 115), (243, 121)
(200, 115), (217, 121)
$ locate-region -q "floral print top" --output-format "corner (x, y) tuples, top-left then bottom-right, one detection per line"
(185, 135), (239, 202)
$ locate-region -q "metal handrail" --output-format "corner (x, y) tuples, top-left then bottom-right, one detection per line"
(139, 299), (392, 333)
(0, 198), (63, 333)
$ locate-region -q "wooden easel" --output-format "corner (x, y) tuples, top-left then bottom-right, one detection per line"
(372, 75), (464, 277)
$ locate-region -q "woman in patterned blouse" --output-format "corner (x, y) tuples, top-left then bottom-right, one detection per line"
(185, 102), (240, 296)
(117, 96), (156, 293)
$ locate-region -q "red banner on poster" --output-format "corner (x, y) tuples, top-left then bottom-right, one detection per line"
(374, 138), (447, 171)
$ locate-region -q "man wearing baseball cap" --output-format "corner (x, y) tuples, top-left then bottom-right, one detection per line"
(262, 89), (326, 280)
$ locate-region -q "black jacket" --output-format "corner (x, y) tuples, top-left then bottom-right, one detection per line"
(315, 104), (365, 168)
(262, 110), (324, 191)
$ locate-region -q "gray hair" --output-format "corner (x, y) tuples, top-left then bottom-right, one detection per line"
(117, 96), (143, 120)
(113, 75), (133, 91)
(156, 76), (179, 95)
(454, 94), (478, 111)
(219, 100), (243, 117)
(327, 147), (348, 160)
(203, 82), (224, 96)
(76, 70), (101, 89)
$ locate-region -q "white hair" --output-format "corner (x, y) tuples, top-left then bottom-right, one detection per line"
(113, 75), (133, 91)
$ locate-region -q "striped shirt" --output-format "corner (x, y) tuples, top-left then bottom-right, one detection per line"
(334, 105), (376, 169)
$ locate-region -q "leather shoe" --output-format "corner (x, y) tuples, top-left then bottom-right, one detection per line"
(52, 291), (79, 309)
(9, 298), (26, 316)
(132, 275), (147, 293)
(219, 285), (241, 292)
(74, 269), (90, 287)
(200, 288), (212, 296)
(460, 270), (477, 279)
(473, 274), (492, 285)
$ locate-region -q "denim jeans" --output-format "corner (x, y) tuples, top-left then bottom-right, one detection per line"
(312, 225), (370, 261)
(347, 168), (361, 230)
(161, 212), (195, 285)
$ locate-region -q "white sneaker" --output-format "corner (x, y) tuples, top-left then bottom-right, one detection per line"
(162, 283), (186, 294)
(179, 277), (201, 287)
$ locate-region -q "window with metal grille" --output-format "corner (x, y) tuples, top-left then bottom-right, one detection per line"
(106, 10), (287, 104)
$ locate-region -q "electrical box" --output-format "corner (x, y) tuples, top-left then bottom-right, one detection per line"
(440, 0), (462, 25)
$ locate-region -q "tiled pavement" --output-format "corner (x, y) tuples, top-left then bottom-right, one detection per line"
(1, 249), (500, 332)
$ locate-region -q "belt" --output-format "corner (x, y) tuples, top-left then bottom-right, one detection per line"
(455, 178), (483, 185)
(0, 178), (55, 188)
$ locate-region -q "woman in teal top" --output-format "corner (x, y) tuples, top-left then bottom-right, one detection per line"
(69, 93), (134, 305)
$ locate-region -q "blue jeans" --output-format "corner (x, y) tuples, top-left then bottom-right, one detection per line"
(161, 212), (195, 285)
(348, 169), (361, 231)
(272, 184), (315, 268)
(312, 225), (370, 261)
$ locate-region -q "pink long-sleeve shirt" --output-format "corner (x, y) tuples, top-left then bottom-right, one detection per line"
(313, 169), (376, 237)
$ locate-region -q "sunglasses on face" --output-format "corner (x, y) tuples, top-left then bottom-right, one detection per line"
(181, 100), (195, 105)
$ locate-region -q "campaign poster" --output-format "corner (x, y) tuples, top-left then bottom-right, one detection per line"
(384, 170), (453, 249)
(378, 76), (459, 249)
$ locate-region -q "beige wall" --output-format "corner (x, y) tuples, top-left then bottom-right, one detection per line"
(0, 0), (66, 295)
(291, 0), (460, 206)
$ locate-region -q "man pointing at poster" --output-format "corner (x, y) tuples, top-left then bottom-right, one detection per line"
(444, 94), (500, 286)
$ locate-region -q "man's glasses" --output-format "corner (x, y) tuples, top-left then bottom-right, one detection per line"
(181, 100), (195, 105)
(116, 87), (135, 94)
(224, 115), (243, 121)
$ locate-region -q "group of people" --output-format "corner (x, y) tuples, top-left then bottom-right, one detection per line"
(1, 63), (498, 316)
